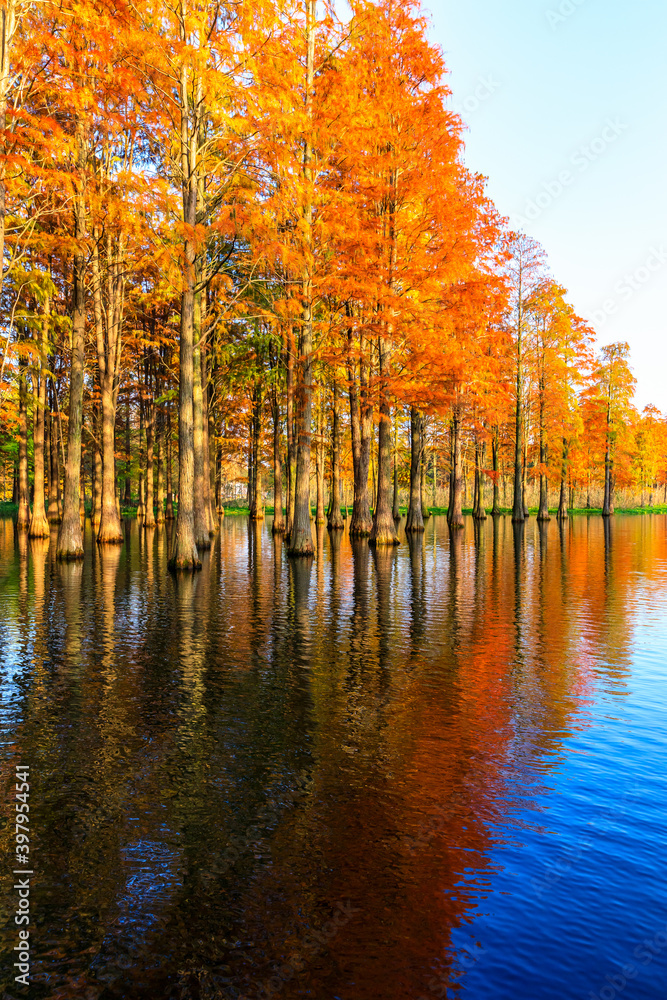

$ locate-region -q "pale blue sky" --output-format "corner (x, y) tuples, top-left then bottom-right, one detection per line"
(429, 0), (667, 411)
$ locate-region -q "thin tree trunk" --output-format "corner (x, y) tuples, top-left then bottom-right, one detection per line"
(124, 393), (131, 503)
(348, 338), (373, 537)
(448, 408), (464, 529)
(370, 338), (399, 547)
(392, 414), (400, 521)
(29, 295), (50, 537)
(271, 393), (284, 534)
(405, 406), (424, 533)
(47, 388), (61, 524)
(491, 427), (501, 516)
(249, 392), (264, 521)
(328, 380), (344, 530)
(473, 440), (487, 520)
(315, 398), (325, 524)
(537, 389), (550, 521)
(16, 354), (30, 530)
(57, 144), (86, 561)
(156, 408), (165, 524)
(288, 0), (316, 557)
(557, 437), (568, 519)
(166, 405), (175, 520)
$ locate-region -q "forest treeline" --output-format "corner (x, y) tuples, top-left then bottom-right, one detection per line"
(0, 0), (662, 568)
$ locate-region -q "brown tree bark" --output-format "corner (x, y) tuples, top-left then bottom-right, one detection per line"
(405, 407), (424, 533)
(29, 294), (50, 537)
(57, 133), (86, 562)
(16, 353), (30, 530)
(448, 408), (464, 529)
(491, 426), (501, 516)
(287, 0), (316, 558)
(348, 335), (373, 537)
(271, 391), (285, 534)
(557, 438), (569, 519)
(328, 380), (344, 530)
(370, 340), (399, 547)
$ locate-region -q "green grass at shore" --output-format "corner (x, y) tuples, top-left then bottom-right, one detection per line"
(3, 500), (667, 520)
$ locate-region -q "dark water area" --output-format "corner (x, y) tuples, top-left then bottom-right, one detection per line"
(0, 514), (666, 1000)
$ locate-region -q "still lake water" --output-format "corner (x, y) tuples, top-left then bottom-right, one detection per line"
(0, 514), (666, 1000)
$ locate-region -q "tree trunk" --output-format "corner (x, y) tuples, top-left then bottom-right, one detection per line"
(557, 438), (568, 519)
(124, 394), (131, 503)
(473, 440), (487, 520)
(512, 333), (525, 523)
(16, 354), (30, 530)
(405, 406), (424, 533)
(348, 339), (373, 537)
(192, 290), (210, 545)
(166, 406), (175, 520)
(47, 390), (61, 524)
(288, 2), (316, 557)
(315, 400), (325, 524)
(602, 426), (614, 517)
(328, 380), (344, 530)
(249, 393), (264, 521)
(271, 394), (285, 534)
(448, 409), (464, 529)
(491, 427), (501, 515)
(156, 409), (165, 524)
(57, 164), (86, 562)
(537, 393), (550, 521)
(29, 298), (50, 537)
(370, 339), (399, 547)
(392, 415), (400, 521)
(92, 427), (102, 532)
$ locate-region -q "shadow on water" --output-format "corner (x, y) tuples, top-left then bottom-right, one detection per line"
(0, 514), (666, 999)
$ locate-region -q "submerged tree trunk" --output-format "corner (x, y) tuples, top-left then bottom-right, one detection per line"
(557, 438), (568, 519)
(57, 158), (86, 562)
(491, 427), (501, 516)
(156, 409), (165, 525)
(315, 399), (325, 524)
(47, 390), (61, 524)
(392, 415), (400, 521)
(249, 391), (264, 521)
(348, 337), (373, 537)
(271, 392), (285, 534)
(166, 406), (175, 520)
(370, 338), (399, 547)
(602, 411), (614, 517)
(288, 1), (316, 557)
(16, 354), (30, 530)
(328, 380), (344, 530)
(92, 421), (102, 532)
(124, 394), (131, 504)
(405, 407), (424, 533)
(448, 408), (464, 529)
(30, 295), (50, 537)
(473, 440), (487, 520)
(537, 391), (550, 521)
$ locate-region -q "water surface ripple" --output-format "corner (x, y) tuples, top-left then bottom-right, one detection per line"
(0, 514), (666, 999)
